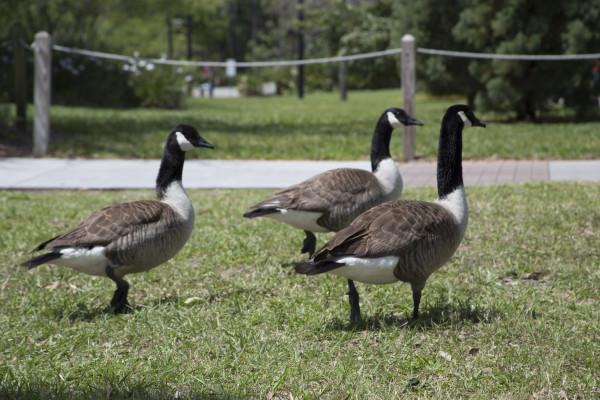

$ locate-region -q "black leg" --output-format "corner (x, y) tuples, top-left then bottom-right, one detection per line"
(412, 288), (422, 320)
(105, 265), (130, 314)
(347, 279), (361, 324)
(301, 230), (317, 257)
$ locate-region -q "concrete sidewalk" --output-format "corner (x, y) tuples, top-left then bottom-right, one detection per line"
(0, 158), (599, 189)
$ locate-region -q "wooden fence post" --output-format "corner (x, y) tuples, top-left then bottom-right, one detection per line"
(33, 31), (51, 157)
(339, 60), (348, 101)
(401, 34), (416, 161)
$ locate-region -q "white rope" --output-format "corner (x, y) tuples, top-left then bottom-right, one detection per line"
(51, 43), (402, 67)
(52, 44), (133, 62)
(50, 43), (600, 68)
(235, 48), (402, 66)
(417, 47), (600, 60)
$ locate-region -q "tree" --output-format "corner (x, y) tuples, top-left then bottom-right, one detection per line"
(339, 0), (400, 90)
(393, 0), (600, 120)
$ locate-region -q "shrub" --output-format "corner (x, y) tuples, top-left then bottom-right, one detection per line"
(52, 51), (139, 108)
(124, 57), (184, 109)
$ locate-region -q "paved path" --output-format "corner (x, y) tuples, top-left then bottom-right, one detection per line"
(0, 158), (599, 189)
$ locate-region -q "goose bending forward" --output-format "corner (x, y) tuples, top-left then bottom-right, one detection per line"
(21, 125), (214, 313)
(244, 108), (423, 257)
(295, 105), (485, 324)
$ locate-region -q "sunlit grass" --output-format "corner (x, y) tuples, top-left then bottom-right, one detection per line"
(3, 89), (600, 160)
(0, 183), (598, 398)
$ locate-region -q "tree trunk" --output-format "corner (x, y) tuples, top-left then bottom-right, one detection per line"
(467, 91), (476, 110)
(13, 24), (27, 133)
(296, 0), (305, 99)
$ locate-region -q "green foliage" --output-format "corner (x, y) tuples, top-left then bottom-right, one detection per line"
(0, 184), (598, 398)
(52, 53), (139, 108)
(237, 68), (294, 97)
(125, 60), (184, 109)
(340, 1), (400, 89)
(4, 0), (600, 117)
(393, 0), (600, 119)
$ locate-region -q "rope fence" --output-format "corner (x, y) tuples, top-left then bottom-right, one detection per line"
(50, 44), (404, 67)
(27, 31), (600, 158)
(417, 47), (600, 61)
(49, 43), (600, 67)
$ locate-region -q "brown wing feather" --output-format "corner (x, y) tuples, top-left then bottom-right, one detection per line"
(314, 200), (457, 260)
(247, 168), (386, 230)
(39, 200), (170, 250)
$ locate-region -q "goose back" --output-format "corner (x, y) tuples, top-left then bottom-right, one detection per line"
(248, 168), (394, 231)
(38, 200), (193, 274)
(312, 200), (461, 284)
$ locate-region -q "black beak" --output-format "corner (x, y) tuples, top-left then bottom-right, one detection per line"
(472, 119), (486, 128)
(196, 138), (215, 149)
(404, 116), (424, 126)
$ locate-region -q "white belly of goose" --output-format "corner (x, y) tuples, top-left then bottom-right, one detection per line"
(54, 246), (110, 277)
(266, 209), (328, 232)
(330, 256), (400, 284)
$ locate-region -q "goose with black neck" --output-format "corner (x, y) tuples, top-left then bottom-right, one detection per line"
(244, 107), (423, 259)
(21, 124), (214, 313)
(295, 105), (485, 324)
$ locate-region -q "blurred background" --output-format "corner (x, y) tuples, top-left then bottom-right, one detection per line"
(1, 0), (600, 158)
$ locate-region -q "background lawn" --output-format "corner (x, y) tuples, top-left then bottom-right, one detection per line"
(0, 183), (598, 398)
(3, 89), (600, 160)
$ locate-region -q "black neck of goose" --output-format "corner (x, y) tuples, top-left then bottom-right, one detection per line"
(437, 115), (464, 199)
(370, 116), (393, 171)
(156, 138), (185, 199)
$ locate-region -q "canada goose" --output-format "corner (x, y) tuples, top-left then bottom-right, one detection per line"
(21, 125), (214, 313)
(295, 105), (485, 324)
(243, 108), (423, 257)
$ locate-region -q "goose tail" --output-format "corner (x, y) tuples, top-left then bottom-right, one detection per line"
(243, 208), (280, 219)
(21, 252), (61, 270)
(295, 259), (344, 275)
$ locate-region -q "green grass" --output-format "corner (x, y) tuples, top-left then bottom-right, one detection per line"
(0, 183), (598, 398)
(4, 89), (600, 160)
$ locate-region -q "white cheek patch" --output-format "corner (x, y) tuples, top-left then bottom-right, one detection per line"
(386, 112), (402, 128)
(457, 111), (472, 128)
(175, 131), (195, 151)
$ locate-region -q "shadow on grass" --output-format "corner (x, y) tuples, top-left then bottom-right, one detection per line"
(326, 299), (502, 332)
(0, 385), (245, 400)
(134, 295), (181, 310)
(48, 110), (364, 157)
(54, 295), (183, 322)
(53, 302), (107, 322)
(57, 286), (272, 322)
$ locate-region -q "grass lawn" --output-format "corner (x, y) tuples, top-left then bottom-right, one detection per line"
(3, 89), (600, 160)
(0, 183), (598, 398)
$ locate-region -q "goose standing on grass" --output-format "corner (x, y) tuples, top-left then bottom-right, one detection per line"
(21, 125), (214, 313)
(295, 105), (486, 324)
(243, 108), (423, 257)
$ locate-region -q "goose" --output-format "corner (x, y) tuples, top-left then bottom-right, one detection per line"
(21, 124), (214, 313)
(295, 105), (485, 324)
(243, 108), (423, 258)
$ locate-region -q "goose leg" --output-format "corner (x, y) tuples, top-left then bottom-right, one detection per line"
(410, 282), (426, 320)
(301, 231), (316, 257)
(347, 279), (361, 324)
(105, 265), (130, 314)
(412, 290), (421, 319)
